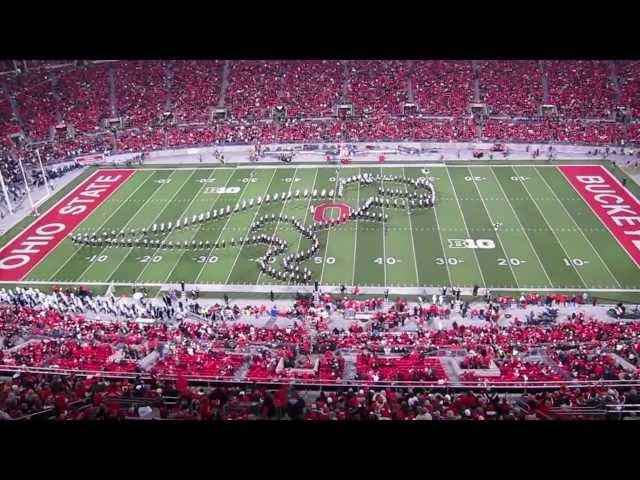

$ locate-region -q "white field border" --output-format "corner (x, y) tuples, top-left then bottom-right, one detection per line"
(134, 169), (217, 283)
(487, 166), (554, 288)
(76, 170), (183, 282)
(532, 166), (622, 288)
(223, 169), (279, 285)
(467, 168), (520, 289)
(4, 279), (640, 297)
(557, 164), (640, 270)
(443, 166), (487, 287)
(514, 166), (589, 289)
(45, 169), (146, 282)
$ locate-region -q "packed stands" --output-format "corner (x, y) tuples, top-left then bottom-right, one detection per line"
(482, 119), (554, 143)
(283, 60), (343, 118)
(412, 61), (474, 116)
(10, 71), (57, 140)
(57, 63), (111, 132)
(172, 60), (223, 122)
(618, 61), (640, 118)
(1, 59), (640, 160)
(113, 61), (168, 128)
(346, 60), (408, 116)
(226, 60), (290, 120)
(545, 60), (616, 119)
(478, 61), (543, 116)
(1, 284), (640, 420)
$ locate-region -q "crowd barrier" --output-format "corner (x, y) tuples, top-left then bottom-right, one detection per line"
(2, 364), (639, 391)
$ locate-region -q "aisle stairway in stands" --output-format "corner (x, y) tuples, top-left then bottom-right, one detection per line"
(609, 60), (622, 106)
(164, 61), (174, 112)
(8, 92), (24, 129)
(341, 60), (349, 103)
(218, 60), (231, 108)
(472, 60), (480, 103)
(50, 73), (63, 124)
(406, 60), (415, 104)
(540, 60), (549, 104)
(108, 65), (117, 117)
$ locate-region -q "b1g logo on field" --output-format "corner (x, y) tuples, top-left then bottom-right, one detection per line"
(314, 202), (351, 223)
(448, 239), (495, 249)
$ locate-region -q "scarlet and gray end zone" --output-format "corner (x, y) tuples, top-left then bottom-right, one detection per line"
(559, 165), (640, 267)
(0, 169), (135, 281)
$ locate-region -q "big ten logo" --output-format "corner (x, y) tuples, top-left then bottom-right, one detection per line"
(448, 239), (495, 249)
(204, 186), (241, 194)
(313, 202), (351, 223)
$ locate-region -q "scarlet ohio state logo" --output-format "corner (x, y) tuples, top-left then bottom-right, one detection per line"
(313, 202), (352, 223)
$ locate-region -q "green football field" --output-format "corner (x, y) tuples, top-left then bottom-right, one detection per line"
(15, 164), (640, 292)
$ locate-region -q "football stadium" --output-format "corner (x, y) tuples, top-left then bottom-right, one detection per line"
(1, 59), (640, 420)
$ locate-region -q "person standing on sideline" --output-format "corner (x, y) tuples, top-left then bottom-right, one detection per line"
(270, 290), (275, 302)
(384, 289), (389, 302)
(180, 281), (185, 293)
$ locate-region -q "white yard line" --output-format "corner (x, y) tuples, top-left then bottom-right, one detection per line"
(443, 166), (487, 287)
(133, 170), (217, 283)
(351, 168), (361, 285)
(532, 167), (622, 288)
(255, 168), (298, 284)
(77, 171), (182, 281)
(291, 168), (320, 287)
(487, 166), (554, 288)
(380, 168), (388, 288)
(402, 167), (421, 287)
(468, 170), (520, 289)
(223, 169), (279, 285)
(319, 171), (341, 286)
(99, 170), (188, 283)
(47, 171), (154, 281)
(515, 167), (589, 289)
(187, 171), (252, 284)
(429, 183), (454, 288)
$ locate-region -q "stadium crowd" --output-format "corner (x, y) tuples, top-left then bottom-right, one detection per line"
(1, 60), (639, 165)
(0, 284), (639, 419)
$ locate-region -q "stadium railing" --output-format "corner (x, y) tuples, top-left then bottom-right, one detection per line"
(2, 364), (639, 391)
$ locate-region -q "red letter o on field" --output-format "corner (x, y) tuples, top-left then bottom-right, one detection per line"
(314, 202), (351, 223)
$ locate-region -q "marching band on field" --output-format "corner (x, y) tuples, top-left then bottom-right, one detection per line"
(70, 174), (435, 285)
